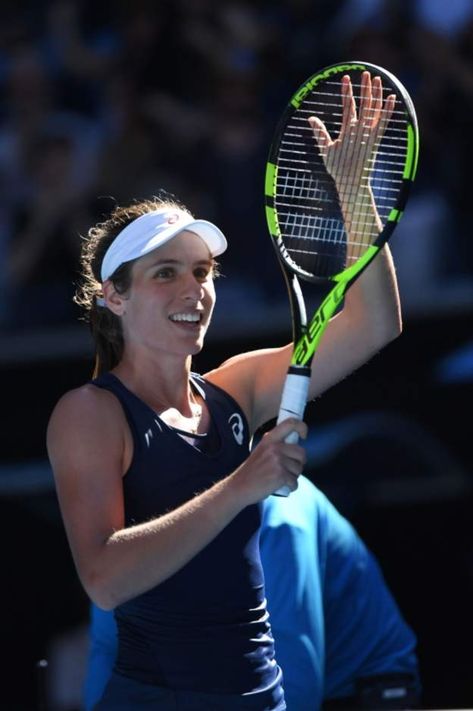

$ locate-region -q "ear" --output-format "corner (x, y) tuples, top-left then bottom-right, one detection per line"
(102, 280), (127, 316)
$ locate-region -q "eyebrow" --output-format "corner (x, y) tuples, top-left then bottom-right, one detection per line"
(150, 259), (214, 267)
(146, 257), (215, 272)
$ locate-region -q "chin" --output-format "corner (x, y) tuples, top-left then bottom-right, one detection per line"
(191, 339), (205, 355)
(174, 335), (205, 358)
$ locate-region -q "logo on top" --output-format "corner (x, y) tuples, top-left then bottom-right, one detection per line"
(167, 213), (180, 225)
(229, 413), (244, 446)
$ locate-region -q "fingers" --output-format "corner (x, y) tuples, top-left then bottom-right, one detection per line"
(309, 73), (385, 152)
(344, 72), (394, 132)
(234, 418), (308, 502)
(378, 92), (396, 138)
(261, 417), (307, 474)
(308, 115), (331, 158)
(370, 75), (383, 124)
(346, 72), (396, 161)
(359, 70), (373, 125)
(268, 418), (307, 476)
(339, 74), (356, 136)
(282, 442), (307, 474)
(307, 71), (395, 193)
(269, 417), (308, 444)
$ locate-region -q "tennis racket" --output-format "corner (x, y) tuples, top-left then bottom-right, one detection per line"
(265, 61), (419, 495)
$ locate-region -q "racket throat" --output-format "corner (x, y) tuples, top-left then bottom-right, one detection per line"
(287, 273), (307, 343)
(292, 279), (349, 367)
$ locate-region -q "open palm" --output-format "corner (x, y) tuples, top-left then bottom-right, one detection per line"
(309, 71), (396, 200)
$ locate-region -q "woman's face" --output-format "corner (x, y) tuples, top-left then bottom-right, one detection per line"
(116, 230), (217, 359)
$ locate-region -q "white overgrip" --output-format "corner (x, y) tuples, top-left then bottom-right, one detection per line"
(273, 371), (311, 497)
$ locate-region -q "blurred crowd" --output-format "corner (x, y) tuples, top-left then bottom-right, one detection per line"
(0, 0), (472, 333)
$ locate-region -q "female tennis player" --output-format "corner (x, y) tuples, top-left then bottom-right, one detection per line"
(47, 74), (402, 710)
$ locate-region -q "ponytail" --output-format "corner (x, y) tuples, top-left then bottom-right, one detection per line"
(89, 301), (124, 378)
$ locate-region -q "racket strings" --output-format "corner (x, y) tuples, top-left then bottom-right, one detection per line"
(275, 162), (406, 180)
(280, 136), (408, 155)
(334, 117), (375, 262)
(275, 82), (409, 277)
(292, 113), (408, 135)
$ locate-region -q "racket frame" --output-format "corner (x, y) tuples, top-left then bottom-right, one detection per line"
(265, 60), (419, 494)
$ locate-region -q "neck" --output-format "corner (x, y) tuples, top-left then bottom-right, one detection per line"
(113, 350), (195, 414)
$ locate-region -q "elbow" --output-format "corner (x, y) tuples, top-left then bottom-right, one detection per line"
(390, 309), (403, 341)
(373, 311), (403, 351)
(82, 567), (123, 611)
(89, 594), (115, 612)
(88, 591), (117, 612)
(385, 312), (403, 343)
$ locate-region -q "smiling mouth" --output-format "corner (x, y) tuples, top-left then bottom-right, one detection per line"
(169, 313), (202, 324)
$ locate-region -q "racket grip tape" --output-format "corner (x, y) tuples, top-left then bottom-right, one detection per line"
(273, 368), (311, 497)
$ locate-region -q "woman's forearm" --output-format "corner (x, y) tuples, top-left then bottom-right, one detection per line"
(85, 473), (245, 610)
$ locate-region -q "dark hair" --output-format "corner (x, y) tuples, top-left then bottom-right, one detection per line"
(75, 193), (191, 377)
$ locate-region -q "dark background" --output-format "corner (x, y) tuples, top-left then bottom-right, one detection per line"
(1, 1), (472, 709)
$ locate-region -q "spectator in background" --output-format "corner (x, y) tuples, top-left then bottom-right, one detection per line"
(92, 71), (172, 205)
(5, 130), (95, 329)
(407, 14), (473, 285)
(413, 0), (473, 38)
(0, 45), (100, 211)
(0, 43), (100, 328)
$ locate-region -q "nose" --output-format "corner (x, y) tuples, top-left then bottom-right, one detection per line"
(181, 272), (205, 301)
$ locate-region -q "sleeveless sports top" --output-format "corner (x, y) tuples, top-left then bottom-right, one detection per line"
(92, 372), (278, 695)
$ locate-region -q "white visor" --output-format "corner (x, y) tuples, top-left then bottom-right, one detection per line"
(100, 207), (227, 282)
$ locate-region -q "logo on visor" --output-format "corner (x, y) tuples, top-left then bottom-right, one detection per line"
(167, 213), (180, 224)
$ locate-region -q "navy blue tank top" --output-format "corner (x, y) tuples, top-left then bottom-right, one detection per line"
(92, 372), (278, 694)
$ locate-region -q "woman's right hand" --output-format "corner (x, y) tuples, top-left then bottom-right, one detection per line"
(231, 418), (308, 504)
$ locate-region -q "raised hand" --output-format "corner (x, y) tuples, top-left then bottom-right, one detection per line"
(232, 418), (307, 504)
(309, 71), (396, 196)
(308, 71), (396, 249)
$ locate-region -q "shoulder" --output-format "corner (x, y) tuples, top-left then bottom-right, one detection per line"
(49, 382), (120, 424)
(47, 381), (132, 483)
(47, 382), (126, 449)
(204, 344), (292, 432)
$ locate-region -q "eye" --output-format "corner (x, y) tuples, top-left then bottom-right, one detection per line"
(194, 265), (214, 282)
(153, 266), (175, 280)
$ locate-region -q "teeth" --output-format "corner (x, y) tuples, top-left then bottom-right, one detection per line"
(169, 313), (201, 323)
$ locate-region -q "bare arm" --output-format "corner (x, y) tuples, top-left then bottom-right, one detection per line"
(207, 73), (401, 431)
(47, 386), (306, 610)
(207, 243), (400, 432)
